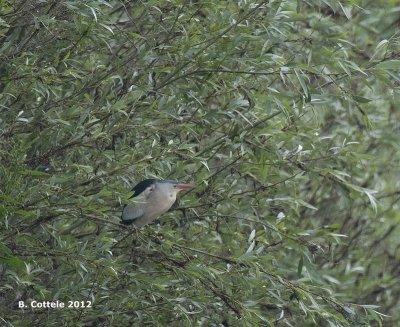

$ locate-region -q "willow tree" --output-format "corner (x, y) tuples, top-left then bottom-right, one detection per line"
(1, 0), (399, 326)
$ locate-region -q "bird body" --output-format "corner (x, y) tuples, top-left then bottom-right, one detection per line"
(121, 179), (193, 227)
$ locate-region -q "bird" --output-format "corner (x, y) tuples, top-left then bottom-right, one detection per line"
(121, 179), (194, 228)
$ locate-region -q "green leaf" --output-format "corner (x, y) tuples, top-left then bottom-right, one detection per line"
(294, 68), (311, 102)
(376, 60), (400, 70)
(297, 256), (304, 278)
(353, 95), (372, 103)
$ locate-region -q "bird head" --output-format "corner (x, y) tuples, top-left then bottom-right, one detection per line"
(157, 180), (194, 198)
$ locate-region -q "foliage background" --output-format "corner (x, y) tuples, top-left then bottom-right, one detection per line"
(1, 0), (399, 325)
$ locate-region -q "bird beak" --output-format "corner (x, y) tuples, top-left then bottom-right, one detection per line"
(176, 183), (194, 190)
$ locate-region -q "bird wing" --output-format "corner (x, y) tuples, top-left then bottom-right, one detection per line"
(121, 184), (155, 224)
(121, 203), (145, 224)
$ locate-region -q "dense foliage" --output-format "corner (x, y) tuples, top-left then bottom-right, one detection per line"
(1, 0), (399, 325)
